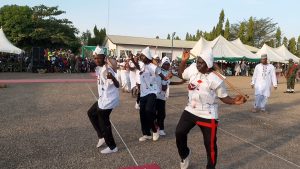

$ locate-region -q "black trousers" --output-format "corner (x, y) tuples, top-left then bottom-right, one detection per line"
(87, 102), (116, 149)
(139, 93), (157, 136)
(136, 84), (141, 104)
(176, 110), (218, 169)
(155, 99), (166, 130)
(136, 92), (141, 104)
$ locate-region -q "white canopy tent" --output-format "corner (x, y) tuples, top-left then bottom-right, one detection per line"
(0, 28), (23, 54)
(256, 44), (285, 63)
(230, 38), (260, 61)
(275, 45), (299, 63)
(189, 35), (260, 62)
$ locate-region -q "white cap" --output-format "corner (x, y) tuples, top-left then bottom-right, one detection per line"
(199, 48), (214, 68)
(141, 47), (152, 60)
(161, 56), (170, 65)
(94, 46), (105, 55)
(261, 54), (267, 59)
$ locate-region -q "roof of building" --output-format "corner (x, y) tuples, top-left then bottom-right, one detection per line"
(104, 34), (259, 53)
(105, 35), (196, 49)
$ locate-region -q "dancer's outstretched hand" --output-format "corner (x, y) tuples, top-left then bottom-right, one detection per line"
(234, 95), (247, 105)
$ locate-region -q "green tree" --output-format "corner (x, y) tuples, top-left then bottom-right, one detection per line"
(224, 19), (230, 40)
(88, 25), (106, 46)
(231, 17), (277, 47)
(288, 37), (297, 55)
(175, 36), (181, 40)
(246, 17), (254, 46)
(275, 27), (281, 47)
(0, 5), (80, 52)
(204, 31), (211, 41)
(238, 23), (246, 43)
(266, 39), (275, 47)
(196, 29), (202, 40)
(80, 30), (91, 45)
(210, 26), (217, 40)
(185, 32), (190, 40)
(31, 5), (80, 50)
(216, 9), (225, 36)
(167, 34), (171, 40)
(0, 5), (34, 49)
(283, 37), (288, 47)
(254, 18), (277, 47)
(155, 36), (159, 39)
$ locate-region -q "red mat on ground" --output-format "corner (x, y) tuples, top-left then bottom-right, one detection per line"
(119, 163), (160, 169)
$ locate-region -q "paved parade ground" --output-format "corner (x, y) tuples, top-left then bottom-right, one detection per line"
(1, 73), (300, 169)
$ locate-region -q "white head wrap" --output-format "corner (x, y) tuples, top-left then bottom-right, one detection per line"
(199, 48), (214, 68)
(141, 47), (152, 60)
(161, 56), (170, 66)
(94, 46), (105, 55)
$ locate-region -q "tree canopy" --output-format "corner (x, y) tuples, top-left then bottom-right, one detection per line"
(0, 5), (80, 52)
(80, 26), (106, 46)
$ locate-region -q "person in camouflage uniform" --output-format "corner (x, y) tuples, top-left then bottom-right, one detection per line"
(284, 59), (299, 93)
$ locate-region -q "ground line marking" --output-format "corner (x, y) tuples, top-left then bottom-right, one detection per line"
(166, 103), (300, 168)
(218, 128), (300, 168)
(86, 83), (139, 166)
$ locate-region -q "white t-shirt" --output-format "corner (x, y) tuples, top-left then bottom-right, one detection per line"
(95, 65), (119, 109)
(156, 68), (170, 101)
(140, 63), (161, 97)
(136, 61), (144, 85)
(182, 63), (228, 119)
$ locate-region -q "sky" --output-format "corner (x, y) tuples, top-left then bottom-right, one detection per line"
(1, 0), (299, 40)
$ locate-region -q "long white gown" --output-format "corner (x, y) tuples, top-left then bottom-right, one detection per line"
(251, 63), (277, 97)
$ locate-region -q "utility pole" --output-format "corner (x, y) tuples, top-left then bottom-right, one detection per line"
(107, 0), (110, 34)
(171, 32), (176, 60)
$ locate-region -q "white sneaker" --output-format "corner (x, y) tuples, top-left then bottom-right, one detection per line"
(96, 138), (105, 148)
(139, 135), (152, 142)
(159, 130), (166, 136)
(100, 147), (118, 154)
(153, 132), (160, 141)
(180, 149), (191, 169)
(135, 102), (140, 110)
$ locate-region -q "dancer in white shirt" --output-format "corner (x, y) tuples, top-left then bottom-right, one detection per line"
(155, 56), (172, 136)
(176, 49), (247, 169)
(130, 47), (172, 142)
(87, 46), (120, 154)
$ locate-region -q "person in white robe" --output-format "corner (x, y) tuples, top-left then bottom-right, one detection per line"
(116, 59), (122, 84)
(251, 54), (277, 113)
(119, 58), (130, 92)
(234, 62), (241, 76)
(129, 54), (138, 96)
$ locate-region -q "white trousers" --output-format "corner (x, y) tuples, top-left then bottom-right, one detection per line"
(120, 70), (131, 91)
(254, 95), (268, 110)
